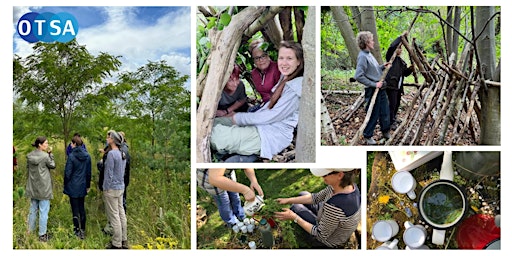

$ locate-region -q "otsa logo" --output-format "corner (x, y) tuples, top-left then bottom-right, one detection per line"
(17, 12), (79, 43)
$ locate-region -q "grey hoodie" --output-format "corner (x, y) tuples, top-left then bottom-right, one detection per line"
(26, 150), (56, 200)
(235, 76), (303, 159)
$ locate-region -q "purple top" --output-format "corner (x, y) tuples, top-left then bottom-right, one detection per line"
(251, 61), (281, 102)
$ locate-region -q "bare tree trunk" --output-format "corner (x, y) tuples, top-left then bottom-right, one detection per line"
(262, 16), (283, 48)
(196, 7), (265, 163)
(350, 6), (362, 31)
(330, 6), (359, 66)
(293, 7), (305, 43)
(476, 6), (500, 145)
(279, 7), (294, 41)
(360, 6), (383, 64)
(296, 6), (316, 163)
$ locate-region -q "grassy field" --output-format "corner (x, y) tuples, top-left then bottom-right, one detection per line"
(196, 169), (361, 249)
(13, 141), (191, 249)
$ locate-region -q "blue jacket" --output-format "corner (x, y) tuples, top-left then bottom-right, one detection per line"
(63, 146), (92, 198)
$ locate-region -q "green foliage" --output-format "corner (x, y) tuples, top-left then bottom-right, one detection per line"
(13, 146), (190, 249)
(197, 169), (361, 249)
(320, 11), (351, 70)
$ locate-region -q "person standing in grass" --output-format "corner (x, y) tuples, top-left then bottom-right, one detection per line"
(274, 168), (361, 248)
(25, 136), (56, 242)
(197, 168), (263, 227)
(63, 134), (92, 240)
(102, 130), (128, 249)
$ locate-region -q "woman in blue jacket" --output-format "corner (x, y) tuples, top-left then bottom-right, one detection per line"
(63, 134), (92, 239)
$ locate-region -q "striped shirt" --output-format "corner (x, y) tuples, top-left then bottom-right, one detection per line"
(310, 184), (361, 248)
(196, 169), (235, 195)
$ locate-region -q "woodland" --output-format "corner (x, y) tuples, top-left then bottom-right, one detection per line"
(196, 6), (316, 163)
(320, 6), (500, 146)
(13, 40), (191, 249)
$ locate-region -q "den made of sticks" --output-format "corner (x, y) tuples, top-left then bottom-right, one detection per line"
(321, 6), (500, 146)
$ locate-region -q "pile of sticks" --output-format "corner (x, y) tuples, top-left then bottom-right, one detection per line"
(385, 37), (489, 145)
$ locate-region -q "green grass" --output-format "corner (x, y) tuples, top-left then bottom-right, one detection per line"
(13, 142), (191, 249)
(196, 169), (361, 249)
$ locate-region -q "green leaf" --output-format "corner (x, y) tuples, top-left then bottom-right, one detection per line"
(219, 13), (231, 26)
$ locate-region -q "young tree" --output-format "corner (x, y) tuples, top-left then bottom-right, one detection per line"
(13, 40), (121, 150)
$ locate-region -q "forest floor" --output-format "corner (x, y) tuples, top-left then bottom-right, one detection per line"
(322, 89), (479, 146)
(366, 151), (500, 249)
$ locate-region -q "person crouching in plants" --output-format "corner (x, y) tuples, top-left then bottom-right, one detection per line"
(274, 168), (361, 248)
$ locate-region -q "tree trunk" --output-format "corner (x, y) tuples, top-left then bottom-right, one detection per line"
(196, 7), (266, 163)
(293, 7), (305, 43)
(330, 6), (359, 66)
(476, 6), (500, 145)
(451, 7), (462, 61)
(359, 6), (383, 64)
(296, 6), (316, 163)
(350, 6), (362, 31)
(279, 7), (294, 41)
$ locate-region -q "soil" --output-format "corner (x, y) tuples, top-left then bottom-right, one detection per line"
(322, 90), (479, 146)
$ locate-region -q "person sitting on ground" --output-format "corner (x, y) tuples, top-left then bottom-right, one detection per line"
(210, 40), (304, 161)
(274, 168), (361, 248)
(215, 64), (249, 117)
(249, 38), (281, 110)
(385, 33), (413, 130)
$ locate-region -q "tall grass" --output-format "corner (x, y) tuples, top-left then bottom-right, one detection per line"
(13, 141), (190, 249)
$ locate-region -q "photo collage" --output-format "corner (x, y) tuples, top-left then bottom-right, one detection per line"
(10, 4), (503, 252)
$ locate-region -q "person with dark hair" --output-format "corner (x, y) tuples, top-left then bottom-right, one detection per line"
(102, 130), (128, 249)
(215, 64), (249, 117)
(63, 134), (92, 239)
(210, 41), (304, 160)
(274, 169), (361, 248)
(66, 133), (87, 157)
(249, 38), (281, 105)
(385, 34), (413, 130)
(118, 131), (130, 212)
(25, 136), (56, 242)
(355, 31), (391, 145)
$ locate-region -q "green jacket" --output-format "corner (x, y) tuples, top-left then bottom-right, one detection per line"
(26, 150), (56, 200)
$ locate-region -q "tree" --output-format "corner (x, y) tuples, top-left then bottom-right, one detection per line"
(330, 6), (359, 66)
(295, 6), (315, 163)
(475, 6), (500, 145)
(13, 39), (121, 150)
(113, 60), (190, 170)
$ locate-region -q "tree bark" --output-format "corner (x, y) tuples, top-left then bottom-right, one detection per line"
(196, 7), (266, 163)
(476, 6), (500, 145)
(296, 6), (316, 163)
(359, 6), (383, 64)
(330, 6), (359, 66)
(279, 7), (294, 41)
(293, 7), (305, 43)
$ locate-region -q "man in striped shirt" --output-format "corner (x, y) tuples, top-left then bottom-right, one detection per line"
(274, 168), (361, 248)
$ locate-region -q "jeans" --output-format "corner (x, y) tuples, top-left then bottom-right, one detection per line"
(28, 199), (50, 236)
(69, 197), (86, 232)
(103, 190), (127, 247)
(212, 191), (245, 225)
(364, 87), (391, 138)
(386, 89), (401, 124)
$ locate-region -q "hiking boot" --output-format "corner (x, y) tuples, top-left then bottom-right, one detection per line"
(390, 122), (398, 131)
(122, 240), (129, 249)
(364, 137), (377, 145)
(39, 233), (50, 242)
(106, 242), (122, 249)
(383, 131), (391, 140)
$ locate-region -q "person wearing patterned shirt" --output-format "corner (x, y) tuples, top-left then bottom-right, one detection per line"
(274, 168), (361, 248)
